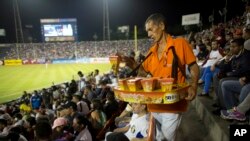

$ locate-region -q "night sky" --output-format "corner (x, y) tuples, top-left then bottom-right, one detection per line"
(0, 0), (246, 43)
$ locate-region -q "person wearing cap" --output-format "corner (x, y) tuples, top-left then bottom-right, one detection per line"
(52, 117), (73, 141)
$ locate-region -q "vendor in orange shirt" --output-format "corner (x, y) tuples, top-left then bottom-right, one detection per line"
(137, 13), (199, 141)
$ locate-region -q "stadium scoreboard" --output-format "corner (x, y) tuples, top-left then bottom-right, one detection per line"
(40, 18), (78, 42)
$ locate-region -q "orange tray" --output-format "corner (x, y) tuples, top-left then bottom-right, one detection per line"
(114, 83), (190, 104)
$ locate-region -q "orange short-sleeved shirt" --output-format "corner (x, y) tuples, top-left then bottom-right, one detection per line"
(143, 34), (196, 113)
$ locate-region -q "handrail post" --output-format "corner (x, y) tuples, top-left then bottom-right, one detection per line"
(147, 113), (155, 141)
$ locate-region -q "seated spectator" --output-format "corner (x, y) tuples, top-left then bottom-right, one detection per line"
(13, 113), (24, 126)
(89, 99), (107, 134)
(0, 118), (8, 136)
(63, 102), (81, 125)
(52, 117), (73, 141)
(221, 91), (250, 121)
(198, 40), (223, 96)
(219, 71), (250, 120)
(72, 94), (89, 116)
(96, 80), (112, 102)
(105, 103), (149, 141)
(73, 115), (93, 141)
(83, 84), (96, 106)
(196, 43), (209, 61)
(0, 112), (12, 136)
(115, 103), (133, 128)
(23, 116), (36, 141)
(243, 24), (250, 50)
(19, 100), (32, 114)
(34, 120), (52, 141)
(213, 38), (250, 115)
(35, 105), (50, 122)
(106, 132), (129, 141)
(103, 91), (119, 119)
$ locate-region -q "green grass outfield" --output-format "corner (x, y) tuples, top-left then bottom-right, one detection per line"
(0, 63), (111, 104)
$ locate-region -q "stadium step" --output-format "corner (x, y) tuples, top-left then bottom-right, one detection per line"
(192, 96), (231, 141)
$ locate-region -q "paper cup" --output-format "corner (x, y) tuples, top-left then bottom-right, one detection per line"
(141, 78), (156, 92)
(159, 78), (174, 92)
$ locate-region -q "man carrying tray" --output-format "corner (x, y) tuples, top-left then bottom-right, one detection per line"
(123, 13), (200, 141)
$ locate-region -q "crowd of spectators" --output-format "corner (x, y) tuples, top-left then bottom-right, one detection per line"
(1, 39), (151, 60)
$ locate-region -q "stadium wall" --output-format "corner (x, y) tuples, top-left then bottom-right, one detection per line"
(2, 57), (109, 65)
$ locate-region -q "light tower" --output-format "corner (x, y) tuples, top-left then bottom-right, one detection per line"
(13, 0), (24, 59)
(13, 0), (24, 43)
(103, 0), (110, 40)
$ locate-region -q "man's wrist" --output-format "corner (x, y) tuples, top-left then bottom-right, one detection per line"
(190, 82), (198, 89)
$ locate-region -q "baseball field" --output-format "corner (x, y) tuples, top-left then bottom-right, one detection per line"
(0, 63), (111, 104)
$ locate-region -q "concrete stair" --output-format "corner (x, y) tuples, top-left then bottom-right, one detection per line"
(191, 96), (231, 141)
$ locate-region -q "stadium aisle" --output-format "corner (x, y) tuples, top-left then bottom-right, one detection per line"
(176, 105), (212, 141)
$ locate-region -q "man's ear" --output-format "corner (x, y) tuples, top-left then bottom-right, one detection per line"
(159, 22), (165, 31)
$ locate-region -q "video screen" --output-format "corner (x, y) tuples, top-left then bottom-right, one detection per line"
(40, 18), (77, 42)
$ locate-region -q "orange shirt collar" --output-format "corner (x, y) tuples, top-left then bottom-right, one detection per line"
(150, 34), (175, 53)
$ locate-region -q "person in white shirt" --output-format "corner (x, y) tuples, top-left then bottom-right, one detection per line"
(72, 94), (90, 116)
(105, 103), (149, 141)
(198, 40), (223, 96)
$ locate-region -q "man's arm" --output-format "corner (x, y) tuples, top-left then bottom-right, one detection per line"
(113, 125), (130, 133)
(137, 66), (148, 77)
(130, 137), (148, 141)
(186, 62), (199, 101)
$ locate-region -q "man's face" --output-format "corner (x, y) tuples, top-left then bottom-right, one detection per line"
(131, 103), (145, 114)
(242, 28), (250, 40)
(72, 118), (81, 131)
(145, 20), (164, 43)
(211, 41), (218, 50)
(230, 42), (242, 55)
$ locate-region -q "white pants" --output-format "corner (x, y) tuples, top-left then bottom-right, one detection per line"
(152, 112), (182, 141)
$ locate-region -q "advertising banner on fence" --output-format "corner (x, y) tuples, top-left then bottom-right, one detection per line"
(23, 59), (46, 64)
(52, 58), (91, 64)
(90, 58), (109, 63)
(52, 58), (108, 64)
(4, 59), (22, 66)
(0, 60), (3, 66)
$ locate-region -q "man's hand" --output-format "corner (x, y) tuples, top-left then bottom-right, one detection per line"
(210, 65), (215, 72)
(186, 63), (199, 101)
(239, 77), (246, 86)
(115, 52), (137, 70)
(186, 85), (197, 101)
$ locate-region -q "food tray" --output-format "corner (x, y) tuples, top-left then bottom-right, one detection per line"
(114, 83), (190, 104)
